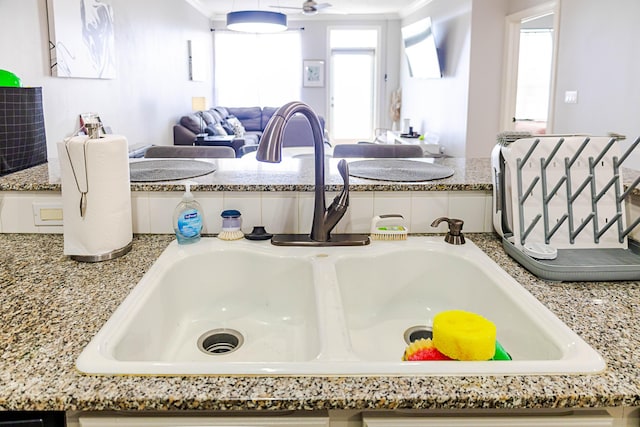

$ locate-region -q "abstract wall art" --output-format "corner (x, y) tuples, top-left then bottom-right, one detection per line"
(47, 0), (116, 79)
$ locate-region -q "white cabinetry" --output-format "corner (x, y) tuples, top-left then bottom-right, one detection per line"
(78, 416), (329, 427)
(363, 414), (614, 427)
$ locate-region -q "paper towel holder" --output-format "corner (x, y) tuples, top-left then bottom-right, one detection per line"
(70, 241), (133, 263)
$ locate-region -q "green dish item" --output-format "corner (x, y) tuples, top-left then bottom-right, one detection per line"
(491, 341), (512, 360)
(0, 69), (21, 87)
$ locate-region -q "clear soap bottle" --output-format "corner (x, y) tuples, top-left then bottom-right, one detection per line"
(173, 182), (203, 244)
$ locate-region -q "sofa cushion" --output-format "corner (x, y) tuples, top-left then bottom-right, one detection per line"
(213, 106), (230, 119)
(261, 106), (278, 129)
(227, 107), (262, 132)
(243, 132), (260, 146)
(208, 108), (225, 123)
(282, 114), (326, 147)
(180, 113), (204, 134)
(200, 110), (216, 126)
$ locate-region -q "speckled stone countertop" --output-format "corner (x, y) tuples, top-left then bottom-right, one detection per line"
(3, 156), (639, 196)
(0, 157), (492, 192)
(1, 232), (639, 413)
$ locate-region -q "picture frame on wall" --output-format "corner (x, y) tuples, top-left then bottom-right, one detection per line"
(47, 0), (116, 79)
(303, 60), (325, 88)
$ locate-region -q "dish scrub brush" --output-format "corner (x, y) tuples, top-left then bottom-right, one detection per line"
(370, 214), (408, 240)
(218, 209), (244, 241)
(402, 338), (452, 361)
(432, 310), (497, 361)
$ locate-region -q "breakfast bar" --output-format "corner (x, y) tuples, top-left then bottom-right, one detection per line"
(0, 158), (639, 424)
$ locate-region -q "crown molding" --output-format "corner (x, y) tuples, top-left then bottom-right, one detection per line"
(399, 0), (435, 19)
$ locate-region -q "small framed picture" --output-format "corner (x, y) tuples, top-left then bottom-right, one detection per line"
(303, 60), (325, 88)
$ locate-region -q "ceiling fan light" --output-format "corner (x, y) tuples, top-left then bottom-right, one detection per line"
(226, 10), (288, 33)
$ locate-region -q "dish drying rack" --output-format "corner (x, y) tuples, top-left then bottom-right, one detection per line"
(492, 134), (640, 281)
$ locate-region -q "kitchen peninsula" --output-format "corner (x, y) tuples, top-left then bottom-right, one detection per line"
(0, 157), (639, 425)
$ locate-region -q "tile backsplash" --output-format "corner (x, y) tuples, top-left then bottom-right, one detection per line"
(0, 190), (494, 235)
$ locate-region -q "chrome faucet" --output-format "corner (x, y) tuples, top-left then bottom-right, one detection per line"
(256, 101), (369, 246)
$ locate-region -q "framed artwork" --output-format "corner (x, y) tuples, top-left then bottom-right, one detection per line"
(188, 39), (207, 82)
(303, 60), (325, 88)
(47, 0), (116, 79)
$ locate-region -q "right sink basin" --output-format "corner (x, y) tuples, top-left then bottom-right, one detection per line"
(333, 240), (604, 375)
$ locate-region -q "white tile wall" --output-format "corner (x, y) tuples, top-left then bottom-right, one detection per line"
(0, 192), (65, 234)
(335, 192), (374, 233)
(261, 192), (298, 234)
(0, 189), (502, 235)
(448, 192), (490, 233)
(410, 192), (448, 232)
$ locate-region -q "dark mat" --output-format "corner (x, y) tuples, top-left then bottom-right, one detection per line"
(130, 159), (216, 182)
(348, 159), (454, 182)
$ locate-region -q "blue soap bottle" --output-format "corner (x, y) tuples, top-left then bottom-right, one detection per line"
(173, 182), (203, 244)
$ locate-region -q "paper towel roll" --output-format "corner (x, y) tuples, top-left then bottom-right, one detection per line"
(57, 135), (132, 260)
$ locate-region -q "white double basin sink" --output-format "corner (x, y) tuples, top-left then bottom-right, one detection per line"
(76, 236), (605, 376)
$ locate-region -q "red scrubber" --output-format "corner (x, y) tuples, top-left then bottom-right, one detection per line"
(402, 338), (452, 361)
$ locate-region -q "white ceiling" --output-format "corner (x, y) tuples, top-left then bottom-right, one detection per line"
(189, 0), (426, 19)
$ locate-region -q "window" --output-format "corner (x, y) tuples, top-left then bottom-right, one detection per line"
(214, 31), (301, 107)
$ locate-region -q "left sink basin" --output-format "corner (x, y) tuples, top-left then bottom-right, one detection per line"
(77, 243), (321, 374)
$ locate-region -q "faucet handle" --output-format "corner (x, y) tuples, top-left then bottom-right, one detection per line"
(332, 159), (350, 209)
(337, 159), (349, 185)
(431, 217), (465, 245)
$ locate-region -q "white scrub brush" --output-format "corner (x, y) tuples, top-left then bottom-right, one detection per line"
(370, 214), (408, 240)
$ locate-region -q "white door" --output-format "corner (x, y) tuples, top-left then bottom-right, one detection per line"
(330, 48), (376, 143)
(501, 3), (559, 134)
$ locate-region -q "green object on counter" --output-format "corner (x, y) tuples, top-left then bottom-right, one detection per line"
(0, 69), (22, 87)
(492, 341), (512, 360)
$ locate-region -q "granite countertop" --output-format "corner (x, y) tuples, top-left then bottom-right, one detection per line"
(0, 157), (493, 192)
(3, 156), (639, 196)
(1, 232), (639, 413)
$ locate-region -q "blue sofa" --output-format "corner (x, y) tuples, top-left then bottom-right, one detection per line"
(173, 106), (328, 152)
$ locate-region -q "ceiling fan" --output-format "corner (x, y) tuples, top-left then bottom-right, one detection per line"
(270, 0), (333, 15)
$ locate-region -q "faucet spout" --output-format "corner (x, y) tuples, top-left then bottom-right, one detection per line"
(256, 101), (369, 246)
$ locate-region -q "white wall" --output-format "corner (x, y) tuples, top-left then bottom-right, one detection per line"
(553, 0), (640, 167)
(400, 0), (473, 158)
(465, 0), (509, 158)
(0, 0), (213, 159)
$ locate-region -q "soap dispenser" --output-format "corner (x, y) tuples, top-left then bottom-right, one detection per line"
(173, 182), (203, 244)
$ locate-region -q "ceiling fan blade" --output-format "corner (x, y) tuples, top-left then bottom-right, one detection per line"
(269, 5), (303, 10)
(315, 2), (332, 10)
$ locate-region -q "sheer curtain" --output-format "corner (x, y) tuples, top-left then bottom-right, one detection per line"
(214, 31), (302, 107)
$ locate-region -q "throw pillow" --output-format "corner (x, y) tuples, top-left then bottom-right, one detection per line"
(220, 120), (235, 135)
(205, 122), (228, 136)
(226, 116), (246, 137)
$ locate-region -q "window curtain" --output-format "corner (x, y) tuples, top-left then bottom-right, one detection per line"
(214, 31), (302, 107)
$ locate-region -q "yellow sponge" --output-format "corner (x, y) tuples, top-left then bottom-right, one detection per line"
(432, 310), (496, 361)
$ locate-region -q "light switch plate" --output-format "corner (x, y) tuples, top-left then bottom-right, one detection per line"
(33, 202), (63, 226)
(564, 90), (578, 104)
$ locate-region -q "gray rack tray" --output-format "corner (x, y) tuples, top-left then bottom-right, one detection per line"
(502, 236), (640, 282)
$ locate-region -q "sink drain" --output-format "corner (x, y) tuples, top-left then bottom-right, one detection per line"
(404, 325), (433, 345)
(198, 328), (244, 355)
